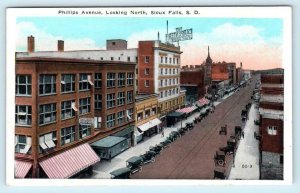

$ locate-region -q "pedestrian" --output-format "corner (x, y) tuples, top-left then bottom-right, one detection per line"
(162, 130), (164, 137)
(242, 131), (245, 139)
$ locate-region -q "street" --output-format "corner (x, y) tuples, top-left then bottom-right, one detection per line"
(89, 76), (258, 179)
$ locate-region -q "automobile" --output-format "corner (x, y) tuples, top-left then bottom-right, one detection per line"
(149, 144), (163, 154)
(160, 139), (172, 148)
(140, 151), (156, 164)
(219, 125), (227, 135)
(219, 146), (234, 155)
(214, 150), (226, 166)
(227, 138), (236, 150)
(214, 168), (226, 179)
(110, 167), (131, 179)
(126, 156), (143, 173)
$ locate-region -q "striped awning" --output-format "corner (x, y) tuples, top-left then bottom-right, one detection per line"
(176, 106), (197, 114)
(39, 143), (100, 179)
(197, 98), (210, 106)
(15, 160), (32, 178)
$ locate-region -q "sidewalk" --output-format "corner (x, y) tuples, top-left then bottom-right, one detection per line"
(228, 103), (260, 180)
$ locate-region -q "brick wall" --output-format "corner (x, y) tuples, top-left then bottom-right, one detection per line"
(260, 118), (283, 153)
(261, 74), (284, 84)
(138, 41), (155, 94)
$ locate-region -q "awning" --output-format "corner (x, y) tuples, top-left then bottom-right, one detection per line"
(197, 97), (210, 106)
(15, 160), (32, 178)
(176, 106), (197, 114)
(138, 118), (161, 132)
(166, 111), (185, 118)
(39, 143), (100, 178)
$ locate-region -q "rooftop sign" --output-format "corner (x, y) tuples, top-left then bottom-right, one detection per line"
(166, 27), (193, 43)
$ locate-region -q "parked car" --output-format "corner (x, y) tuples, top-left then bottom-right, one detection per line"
(110, 167), (131, 179)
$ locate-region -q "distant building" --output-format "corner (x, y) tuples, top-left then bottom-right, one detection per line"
(211, 62), (237, 86)
(180, 66), (205, 104)
(259, 73), (284, 180)
(203, 46), (213, 93)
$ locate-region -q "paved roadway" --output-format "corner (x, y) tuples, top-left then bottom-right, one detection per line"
(132, 77), (258, 179)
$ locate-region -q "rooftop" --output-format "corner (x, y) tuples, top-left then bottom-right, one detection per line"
(135, 93), (159, 102)
(260, 94), (284, 103)
(259, 108), (284, 120)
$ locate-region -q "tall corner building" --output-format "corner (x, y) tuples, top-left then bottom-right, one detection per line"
(137, 41), (185, 117)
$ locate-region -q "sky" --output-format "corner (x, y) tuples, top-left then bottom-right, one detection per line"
(16, 17), (283, 70)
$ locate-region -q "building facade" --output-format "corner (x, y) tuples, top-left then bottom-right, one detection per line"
(15, 37), (136, 178)
(135, 94), (160, 144)
(180, 66), (205, 104)
(259, 73), (284, 180)
(137, 41), (185, 117)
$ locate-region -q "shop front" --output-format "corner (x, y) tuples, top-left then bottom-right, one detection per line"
(137, 118), (161, 140)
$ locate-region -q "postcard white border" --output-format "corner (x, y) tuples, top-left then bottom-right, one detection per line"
(6, 6), (292, 186)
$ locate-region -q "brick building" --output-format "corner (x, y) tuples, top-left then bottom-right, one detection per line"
(137, 41), (185, 117)
(15, 36), (136, 178)
(180, 66), (205, 104)
(259, 73), (284, 179)
(211, 62), (237, 85)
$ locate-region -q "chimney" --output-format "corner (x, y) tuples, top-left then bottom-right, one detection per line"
(58, 40), (64, 52)
(27, 35), (35, 53)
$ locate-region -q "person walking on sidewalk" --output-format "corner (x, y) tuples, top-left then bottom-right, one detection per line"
(162, 129), (164, 137)
(242, 131), (245, 139)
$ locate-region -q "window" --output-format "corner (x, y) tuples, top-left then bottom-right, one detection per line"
(79, 74), (91, 91)
(165, 57), (167, 63)
(161, 57), (163, 63)
(145, 68), (150, 75)
(173, 58), (175, 64)
(117, 111), (125, 125)
(107, 114), (115, 128)
(15, 105), (32, 126)
(177, 58), (180, 64)
(95, 73), (102, 88)
(95, 94), (102, 110)
(160, 80), (163, 87)
(145, 56), (150, 63)
(107, 73), (115, 88)
(107, 93), (115, 109)
(165, 68), (168, 75)
(39, 132), (56, 150)
(15, 135), (31, 154)
(169, 58), (172, 64)
(39, 74), (56, 95)
(137, 112), (143, 121)
(280, 155), (283, 164)
(127, 57), (131, 62)
(145, 109), (151, 118)
(173, 69), (175, 75)
(79, 98), (91, 115)
(169, 69), (172, 74)
(79, 124), (91, 139)
(169, 79), (171, 85)
(145, 80), (150, 87)
(117, 92), (125, 106)
(111, 57), (114, 61)
(165, 90), (168, 97)
(118, 73), (126, 87)
(61, 100), (76, 120)
(267, 126), (278, 135)
(160, 69), (163, 75)
(127, 91), (133, 103)
(173, 79), (175, 85)
(100, 57), (103, 60)
(118, 57), (121, 61)
(152, 107), (157, 115)
(16, 75), (31, 96)
(165, 79), (168, 86)
(112, 42), (116, 45)
(127, 73), (134, 86)
(61, 126), (75, 145)
(39, 103), (56, 125)
(160, 92), (163, 98)
(127, 108), (133, 120)
(61, 74), (75, 93)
